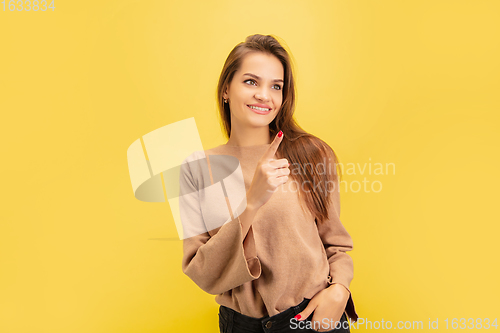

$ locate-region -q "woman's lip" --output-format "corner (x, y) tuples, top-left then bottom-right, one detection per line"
(246, 105), (271, 115)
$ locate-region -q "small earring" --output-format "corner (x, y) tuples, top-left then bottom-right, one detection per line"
(224, 99), (228, 103)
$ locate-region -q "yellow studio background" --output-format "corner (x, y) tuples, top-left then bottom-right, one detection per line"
(1, 0), (499, 332)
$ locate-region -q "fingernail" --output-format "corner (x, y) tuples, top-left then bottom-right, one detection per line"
(294, 314), (301, 320)
(278, 130), (283, 137)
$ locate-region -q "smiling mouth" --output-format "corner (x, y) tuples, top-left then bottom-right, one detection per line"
(247, 105), (271, 114)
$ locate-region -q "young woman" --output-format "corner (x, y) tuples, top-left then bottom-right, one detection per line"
(180, 34), (358, 332)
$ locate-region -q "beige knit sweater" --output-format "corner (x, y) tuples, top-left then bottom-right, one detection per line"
(180, 143), (358, 322)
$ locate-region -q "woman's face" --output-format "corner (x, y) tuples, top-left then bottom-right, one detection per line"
(223, 52), (284, 130)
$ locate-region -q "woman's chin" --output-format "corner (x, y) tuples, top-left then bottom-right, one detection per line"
(247, 118), (273, 128)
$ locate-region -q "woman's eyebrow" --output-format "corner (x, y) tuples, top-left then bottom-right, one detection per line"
(243, 73), (284, 83)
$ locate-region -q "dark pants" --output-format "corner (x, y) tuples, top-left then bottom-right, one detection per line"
(218, 298), (350, 333)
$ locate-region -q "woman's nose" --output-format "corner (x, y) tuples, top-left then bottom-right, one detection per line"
(255, 88), (270, 101)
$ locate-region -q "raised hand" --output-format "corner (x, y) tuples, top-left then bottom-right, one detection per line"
(246, 131), (290, 210)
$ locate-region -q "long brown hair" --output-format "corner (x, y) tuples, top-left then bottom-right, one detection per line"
(216, 34), (343, 224)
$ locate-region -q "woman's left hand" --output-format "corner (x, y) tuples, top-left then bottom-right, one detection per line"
(295, 283), (350, 332)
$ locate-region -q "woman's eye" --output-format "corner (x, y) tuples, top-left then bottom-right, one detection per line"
(244, 80), (281, 90)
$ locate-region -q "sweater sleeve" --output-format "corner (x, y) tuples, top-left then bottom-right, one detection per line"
(315, 150), (359, 321)
(179, 155), (261, 295)
(316, 172), (354, 294)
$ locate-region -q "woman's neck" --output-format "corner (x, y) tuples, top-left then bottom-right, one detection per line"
(226, 125), (271, 147)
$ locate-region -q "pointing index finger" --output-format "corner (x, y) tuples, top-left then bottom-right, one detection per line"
(262, 130), (283, 161)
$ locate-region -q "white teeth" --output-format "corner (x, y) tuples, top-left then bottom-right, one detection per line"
(249, 105), (270, 111)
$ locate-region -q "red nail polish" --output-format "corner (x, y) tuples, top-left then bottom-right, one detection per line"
(278, 130), (283, 137)
(294, 314), (301, 320)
